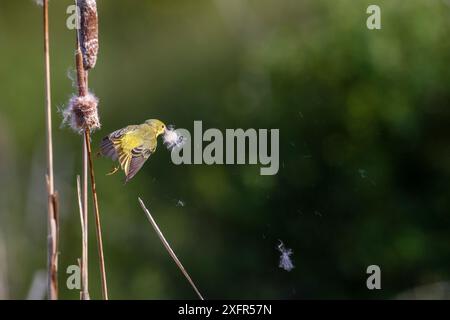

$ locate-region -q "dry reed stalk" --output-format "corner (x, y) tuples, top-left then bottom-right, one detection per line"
(73, 0), (108, 299)
(75, 46), (108, 300)
(42, 0), (58, 300)
(75, 53), (109, 299)
(84, 128), (108, 299)
(76, 176), (89, 299)
(79, 52), (90, 300)
(81, 64), (89, 299)
(82, 141), (89, 299)
(138, 198), (204, 300)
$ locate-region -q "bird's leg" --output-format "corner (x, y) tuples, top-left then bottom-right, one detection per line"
(106, 165), (119, 176)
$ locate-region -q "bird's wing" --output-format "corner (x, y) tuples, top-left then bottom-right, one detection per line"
(100, 125), (143, 173)
(99, 137), (118, 160)
(100, 125), (158, 181)
(100, 126), (137, 160)
(126, 147), (153, 182)
(124, 130), (159, 181)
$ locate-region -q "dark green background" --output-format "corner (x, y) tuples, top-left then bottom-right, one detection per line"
(0, 0), (449, 299)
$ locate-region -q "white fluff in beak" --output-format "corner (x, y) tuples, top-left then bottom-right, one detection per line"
(163, 126), (184, 150)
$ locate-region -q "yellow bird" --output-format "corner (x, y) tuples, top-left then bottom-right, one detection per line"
(99, 119), (166, 182)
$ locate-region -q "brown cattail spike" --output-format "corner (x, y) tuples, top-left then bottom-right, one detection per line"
(63, 92), (100, 132)
(78, 0), (98, 70)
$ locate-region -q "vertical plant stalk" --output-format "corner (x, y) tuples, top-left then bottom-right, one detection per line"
(138, 198), (204, 300)
(84, 128), (108, 299)
(76, 8), (90, 298)
(76, 176), (89, 299)
(43, 0), (58, 300)
(81, 61), (89, 299)
(75, 30), (108, 299)
(66, 0), (106, 299)
(82, 140), (89, 299)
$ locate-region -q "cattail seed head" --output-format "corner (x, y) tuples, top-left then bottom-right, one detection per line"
(78, 0), (98, 70)
(63, 92), (100, 132)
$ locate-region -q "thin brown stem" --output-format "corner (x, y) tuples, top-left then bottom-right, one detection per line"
(74, 17), (108, 299)
(74, 0), (107, 299)
(82, 140), (89, 298)
(138, 198), (204, 300)
(43, 0), (58, 300)
(84, 129), (108, 300)
(76, 176), (89, 300)
(76, 49), (87, 96)
(76, 4), (90, 300)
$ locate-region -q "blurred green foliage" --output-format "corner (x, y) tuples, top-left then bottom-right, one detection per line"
(0, 0), (449, 299)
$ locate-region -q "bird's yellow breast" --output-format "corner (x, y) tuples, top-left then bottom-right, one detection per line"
(118, 125), (157, 154)
(120, 131), (144, 153)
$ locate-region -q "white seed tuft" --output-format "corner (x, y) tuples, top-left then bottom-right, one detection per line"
(163, 127), (184, 150)
(277, 240), (295, 272)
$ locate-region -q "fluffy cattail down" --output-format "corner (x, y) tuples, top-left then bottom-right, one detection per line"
(277, 240), (295, 272)
(63, 92), (100, 132)
(163, 127), (184, 150)
(78, 0), (98, 70)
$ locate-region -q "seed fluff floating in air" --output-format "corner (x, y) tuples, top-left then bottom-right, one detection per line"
(277, 240), (295, 272)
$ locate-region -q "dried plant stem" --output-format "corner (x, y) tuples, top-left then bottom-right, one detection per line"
(84, 128), (108, 300)
(75, 35), (108, 299)
(76, 176), (89, 300)
(79, 47), (90, 300)
(82, 142), (89, 299)
(138, 198), (204, 300)
(46, 176), (59, 299)
(75, 48), (88, 97)
(43, 0), (58, 300)
(82, 73), (89, 287)
(73, 1), (107, 299)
